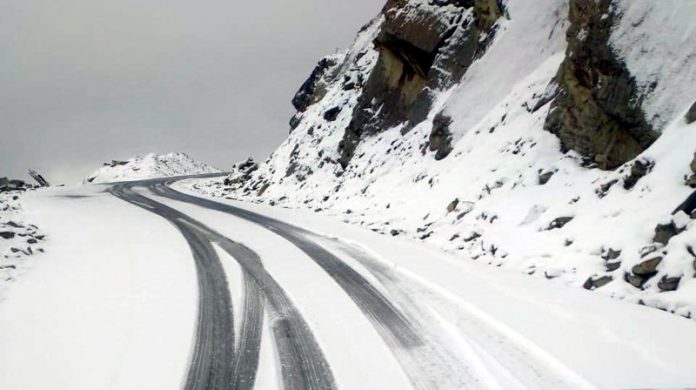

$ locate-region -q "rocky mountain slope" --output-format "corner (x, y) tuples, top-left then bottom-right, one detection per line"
(85, 153), (220, 184)
(196, 0), (696, 317)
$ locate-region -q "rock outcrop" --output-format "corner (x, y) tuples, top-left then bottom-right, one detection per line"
(544, 0), (658, 170)
(337, 0), (506, 167)
(686, 101), (696, 125)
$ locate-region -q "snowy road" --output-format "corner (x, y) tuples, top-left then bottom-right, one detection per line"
(2, 176), (696, 389)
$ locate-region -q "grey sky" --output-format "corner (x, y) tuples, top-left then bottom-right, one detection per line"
(0, 0), (383, 183)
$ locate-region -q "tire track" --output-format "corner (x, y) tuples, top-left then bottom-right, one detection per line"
(111, 181), (336, 390)
(151, 182), (470, 389)
(330, 240), (593, 390)
(110, 183), (237, 390)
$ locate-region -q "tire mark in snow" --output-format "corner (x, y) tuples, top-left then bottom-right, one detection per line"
(110, 183), (236, 390)
(112, 180), (336, 390)
(151, 183), (483, 390)
(214, 238), (336, 390)
(233, 271), (263, 390)
(331, 239), (596, 390)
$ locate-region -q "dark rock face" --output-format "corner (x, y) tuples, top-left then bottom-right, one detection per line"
(623, 160), (653, 190)
(429, 113), (454, 160)
(546, 216), (573, 230)
(583, 275), (613, 290)
(292, 56), (342, 113)
(538, 171), (555, 185)
(653, 221), (684, 245)
(323, 106), (342, 122)
(289, 114), (303, 131)
(0, 178), (30, 193)
(625, 256), (662, 289)
(28, 169), (50, 187)
(633, 257), (662, 277)
(447, 198), (459, 213)
(673, 190), (696, 218)
(686, 153), (696, 188)
(104, 160), (128, 167)
(224, 158), (259, 186)
(339, 0), (506, 167)
(686, 101), (696, 124)
(0, 231), (15, 239)
(658, 275), (681, 292)
(544, 0), (658, 170)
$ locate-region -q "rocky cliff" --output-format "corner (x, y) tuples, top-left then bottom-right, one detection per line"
(209, 0), (696, 318)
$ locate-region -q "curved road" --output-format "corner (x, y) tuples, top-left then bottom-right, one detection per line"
(108, 175), (591, 390)
(100, 175), (696, 390)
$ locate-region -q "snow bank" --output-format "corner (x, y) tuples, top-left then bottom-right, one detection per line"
(85, 152), (220, 184)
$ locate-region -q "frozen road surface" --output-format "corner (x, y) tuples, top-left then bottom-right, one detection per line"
(1, 176), (696, 390)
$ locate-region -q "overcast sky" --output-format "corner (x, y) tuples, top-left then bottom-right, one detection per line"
(0, 0), (383, 183)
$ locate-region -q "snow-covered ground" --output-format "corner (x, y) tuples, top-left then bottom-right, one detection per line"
(85, 152), (220, 184)
(2, 180), (696, 390)
(0, 184), (196, 389)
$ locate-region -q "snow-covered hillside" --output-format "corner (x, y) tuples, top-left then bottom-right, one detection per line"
(189, 0), (696, 318)
(85, 152), (220, 184)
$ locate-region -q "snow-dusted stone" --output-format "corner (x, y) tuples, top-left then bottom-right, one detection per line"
(632, 257), (662, 277)
(623, 159), (653, 190)
(583, 275), (613, 290)
(686, 101), (696, 124)
(658, 275), (682, 292)
(653, 221), (683, 245)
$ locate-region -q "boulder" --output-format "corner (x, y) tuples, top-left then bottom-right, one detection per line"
(323, 106), (342, 122)
(547, 216), (574, 230)
(447, 198), (460, 213)
(606, 261), (622, 272)
(624, 272), (646, 289)
(583, 275), (613, 290)
(657, 275), (681, 292)
(632, 257), (662, 277)
(538, 171), (554, 185)
(653, 221), (683, 245)
(673, 190), (696, 218)
(623, 160), (653, 190)
(429, 113), (454, 160)
(289, 114), (303, 131)
(28, 169), (50, 187)
(292, 56), (342, 112)
(686, 101), (696, 124)
(601, 248), (622, 261)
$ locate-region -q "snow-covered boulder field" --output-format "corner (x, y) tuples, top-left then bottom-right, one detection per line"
(188, 0), (696, 318)
(85, 152), (220, 184)
(0, 185), (46, 300)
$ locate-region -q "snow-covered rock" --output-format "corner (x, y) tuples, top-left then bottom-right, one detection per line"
(0, 189), (46, 300)
(85, 153), (220, 184)
(189, 0), (696, 318)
